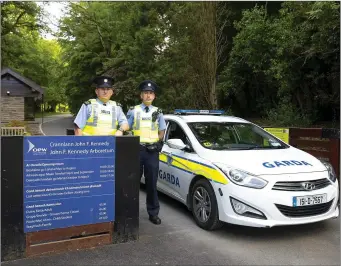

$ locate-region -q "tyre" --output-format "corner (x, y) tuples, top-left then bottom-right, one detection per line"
(191, 178), (223, 230)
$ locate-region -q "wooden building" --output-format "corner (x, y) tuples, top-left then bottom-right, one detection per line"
(1, 67), (44, 135)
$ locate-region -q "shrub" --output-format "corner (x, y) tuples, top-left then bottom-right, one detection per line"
(266, 101), (311, 127)
(6, 120), (27, 127)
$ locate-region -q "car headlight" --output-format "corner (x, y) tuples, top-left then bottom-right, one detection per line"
(320, 160), (337, 183)
(214, 163), (268, 189)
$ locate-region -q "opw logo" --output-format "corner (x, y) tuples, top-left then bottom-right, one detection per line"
(27, 140), (47, 155)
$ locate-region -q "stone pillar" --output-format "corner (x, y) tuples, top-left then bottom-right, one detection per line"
(26, 122), (43, 136)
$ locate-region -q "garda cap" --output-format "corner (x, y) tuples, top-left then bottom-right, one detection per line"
(138, 80), (158, 93)
(93, 76), (113, 88)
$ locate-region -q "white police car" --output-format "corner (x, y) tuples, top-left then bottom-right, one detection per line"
(142, 109), (339, 230)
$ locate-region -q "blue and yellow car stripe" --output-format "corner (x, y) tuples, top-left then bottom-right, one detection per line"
(159, 153), (228, 185)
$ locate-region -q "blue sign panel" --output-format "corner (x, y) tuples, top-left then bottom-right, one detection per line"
(23, 136), (115, 233)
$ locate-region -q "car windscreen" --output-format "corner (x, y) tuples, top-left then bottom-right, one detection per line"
(187, 122), (289, 150)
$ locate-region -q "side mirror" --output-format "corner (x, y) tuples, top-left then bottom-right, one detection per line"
(167, 139), (187, 150)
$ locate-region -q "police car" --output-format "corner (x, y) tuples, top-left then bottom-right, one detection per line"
(142, 109), (339, 230)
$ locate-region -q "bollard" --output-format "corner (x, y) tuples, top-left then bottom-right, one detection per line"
(66, 128), (75, 135)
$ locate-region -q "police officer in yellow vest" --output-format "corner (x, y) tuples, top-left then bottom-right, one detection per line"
(74, 76), (129, 136)
(127, 80), (166, 225)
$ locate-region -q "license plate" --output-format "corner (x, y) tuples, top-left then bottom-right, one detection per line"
(293, 194), (327, 207)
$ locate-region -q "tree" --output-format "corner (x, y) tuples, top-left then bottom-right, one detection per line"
(56, 1), (339, 126)
(218, 2), (340, 125)
(1, 1), (45, 36)
(1, 2), (66, 113)
(58, 2), (170, 113)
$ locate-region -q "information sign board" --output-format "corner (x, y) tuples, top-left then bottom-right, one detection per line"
(23, 136), (115, 233)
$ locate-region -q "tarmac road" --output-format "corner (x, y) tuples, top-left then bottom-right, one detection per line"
(5, 116), (339, 265)
(40, 114), (74, 135)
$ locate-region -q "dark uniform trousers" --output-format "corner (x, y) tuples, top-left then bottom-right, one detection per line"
(140, 145), (160, 217)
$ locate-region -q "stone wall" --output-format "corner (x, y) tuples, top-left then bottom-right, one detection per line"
(1, 96), (43, 135)
(1, 96), (24, 122)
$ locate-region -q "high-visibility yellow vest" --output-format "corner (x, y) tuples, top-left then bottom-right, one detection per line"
(82, 99), (119, 136)
(132, 105), (159, 143)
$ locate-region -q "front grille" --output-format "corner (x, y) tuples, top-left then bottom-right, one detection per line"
(272, 178), (331, 191)
(275, 200), (334, 218)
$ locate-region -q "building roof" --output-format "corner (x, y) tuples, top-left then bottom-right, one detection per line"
(1, 67), (44, 95)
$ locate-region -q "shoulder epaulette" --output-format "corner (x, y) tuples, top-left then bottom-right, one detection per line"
(129, 106), (135, 110)
(116, 102), (122, 107)
(85, 99), (96, 105)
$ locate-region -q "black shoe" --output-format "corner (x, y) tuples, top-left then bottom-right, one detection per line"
(149, 215), (161, 225)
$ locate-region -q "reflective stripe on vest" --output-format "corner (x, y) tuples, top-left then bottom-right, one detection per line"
(132, 105), (159, 143)
(82, 99), (118, 136)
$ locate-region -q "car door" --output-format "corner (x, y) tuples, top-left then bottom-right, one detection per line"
(157, 119), (172, 194)
(159, 120), (196, 203)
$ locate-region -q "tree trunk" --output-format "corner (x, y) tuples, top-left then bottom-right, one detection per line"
(190, 2), (219, 109)
(295, 91), (304, 113)
(208, 1), (218, 109)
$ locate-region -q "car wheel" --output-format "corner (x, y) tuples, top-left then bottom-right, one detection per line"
(191, 178), (223, 230)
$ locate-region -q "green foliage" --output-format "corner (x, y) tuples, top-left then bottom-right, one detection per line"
(1, 2), (66, 112)
(1, 1), (46, 36)
(219, 1), (339, 126)
(2, 1), (339, 128)
(58, 2), (167, 113)
(58, 2), (227, 114)
(266, 98), (311, 127)
(6, 120), (27, 127)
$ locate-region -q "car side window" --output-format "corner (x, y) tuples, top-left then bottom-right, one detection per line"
(163, 119), (170, 142)
(166, 121), (190, 146)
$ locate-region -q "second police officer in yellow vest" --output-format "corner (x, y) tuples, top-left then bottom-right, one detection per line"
(127, 80), (166, 225)
(73, 76), (129, 136)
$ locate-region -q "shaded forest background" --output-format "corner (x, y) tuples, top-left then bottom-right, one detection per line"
(2, 1), (340, 127)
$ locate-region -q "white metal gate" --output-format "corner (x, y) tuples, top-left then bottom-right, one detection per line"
(1, 127), (26, 136)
